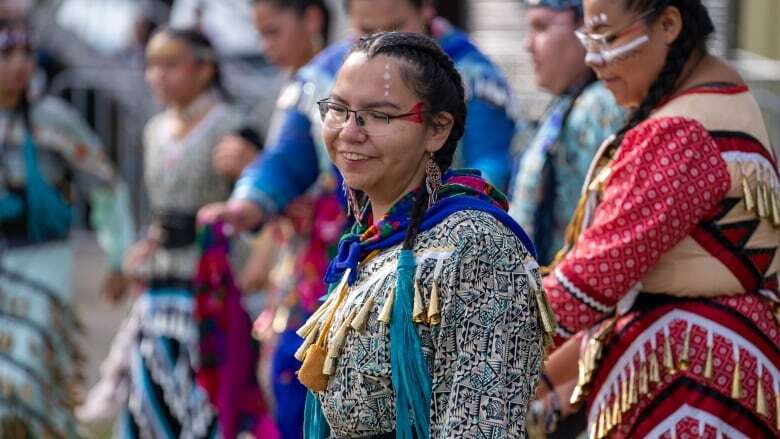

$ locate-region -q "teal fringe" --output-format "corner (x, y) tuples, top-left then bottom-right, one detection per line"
(304, 392), (330, 439)
(23, 131), (72, 241)
(390, 249), (431, 439)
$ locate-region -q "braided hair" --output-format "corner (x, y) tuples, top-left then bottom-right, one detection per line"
(608, 0), (714, 151)
(348, 31), (467, 251)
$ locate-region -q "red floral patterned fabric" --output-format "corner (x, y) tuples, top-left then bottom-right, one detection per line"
(544, 117), (731, 340)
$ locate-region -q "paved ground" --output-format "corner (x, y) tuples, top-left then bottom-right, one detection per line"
(71, 230), (130, 436)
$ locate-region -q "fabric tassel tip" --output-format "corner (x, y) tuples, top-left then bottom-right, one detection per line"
(533, 287), (557, 344)
(771, 192), (780, 227)
(704, 342), (714, 380)
(427, 282), (441, 325)
(757, 182), (768, 219)
(322, 355), (338, 376)
(743, 176), (756, 212)
(638, 360), (649, 395)
(731, 361), (742, 399)
(775, 394), (780, 430)
(412, 279), (428, 324)
(663, 330), (676, 374)
(756, 377), (768, 417)
(649, 348), (661, 384)
(678, 325), (691, 371)
(296, 294), (335, 338)
(378, 288), (394, 325)
(294, 326), (319, 362)
(351, 294), (375, 333)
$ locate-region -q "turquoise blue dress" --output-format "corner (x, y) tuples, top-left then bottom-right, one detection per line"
(508, 81), (624, 264)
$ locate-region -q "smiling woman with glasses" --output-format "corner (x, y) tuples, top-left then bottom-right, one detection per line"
(538, 1), (780, 438)
(298, 31), (551, 439)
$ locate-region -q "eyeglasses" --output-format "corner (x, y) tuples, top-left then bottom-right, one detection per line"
(317, 99), (430, 137)
(575, 9), (656, 65)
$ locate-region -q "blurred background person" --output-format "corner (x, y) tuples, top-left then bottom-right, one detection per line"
(0, 17), (134, 438)
(114, 27), (269, 438)
(215, 1), (339, 438)
(509, 0), (624, 266)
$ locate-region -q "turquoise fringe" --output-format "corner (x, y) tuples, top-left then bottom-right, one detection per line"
(23, 131), (72, 241)
(303, 250), (432, 439)
(390, 249), (432, 439)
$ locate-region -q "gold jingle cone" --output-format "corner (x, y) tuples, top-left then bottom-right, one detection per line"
(427, 282), (441, 325)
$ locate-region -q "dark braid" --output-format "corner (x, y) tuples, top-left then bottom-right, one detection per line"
(348, 32), (467, 250)
(608, 0), (714, 152)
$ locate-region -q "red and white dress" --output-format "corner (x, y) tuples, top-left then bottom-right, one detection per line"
(544, 83), (780, 438)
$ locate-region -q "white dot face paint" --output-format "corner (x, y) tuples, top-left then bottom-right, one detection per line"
(586, 12), (609, 29)
(384, 63), (391, 97)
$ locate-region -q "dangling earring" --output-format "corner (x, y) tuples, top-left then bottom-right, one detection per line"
(343, 180), (363, 224)
(425, 154), (442, 209)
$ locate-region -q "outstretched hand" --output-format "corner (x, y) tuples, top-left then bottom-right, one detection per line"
(197, 199), (265, 233)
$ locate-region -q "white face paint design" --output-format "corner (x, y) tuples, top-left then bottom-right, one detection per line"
(584, 34), (650, 66)
(586, 12), (609, 29)
(383, 63), (392, 97)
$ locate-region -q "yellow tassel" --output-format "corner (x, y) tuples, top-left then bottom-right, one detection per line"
(763, 182), (773, 218)
(758, 182), (768, 218)
(731, 349), (742, 400)
(639, 355), (649, 395)
(663, 329), (676, 374)
(412, 280), (427, 324)
(378, 288), (394, 324)
(596, 403), (606, 439)
(704, 331), (714, 380)
(756, 370), (768, 417)
(533, 279), (558, 344)
(772, 193), (780, 227)
(296, 294), (334, 338)
(743, 176), (756, 212)
(427, 282), (441, 325)
(649, 346), (661, 384)
(679, 324), (691, 371)
(620, 374), (628, 413)
(323, 308), (357, 375)
(775, 393), (780, 430)
(322, 355), (337, 376)
(294, 325), (319, 362)
(611, 389), (621, 427)
(628, 365), (638, 407)
(351, 294), (375, 333)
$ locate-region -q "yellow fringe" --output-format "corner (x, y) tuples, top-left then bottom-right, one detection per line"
(427, 282), (441, 325)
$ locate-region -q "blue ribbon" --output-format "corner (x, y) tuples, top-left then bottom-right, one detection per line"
(324, 195), (537, 286)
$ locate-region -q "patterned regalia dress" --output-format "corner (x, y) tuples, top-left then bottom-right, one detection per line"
(0, 96), (133, 438)
(118, 92), (244, 438)
(544, 83), (780, 438)
(301, 171), (550, 439)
